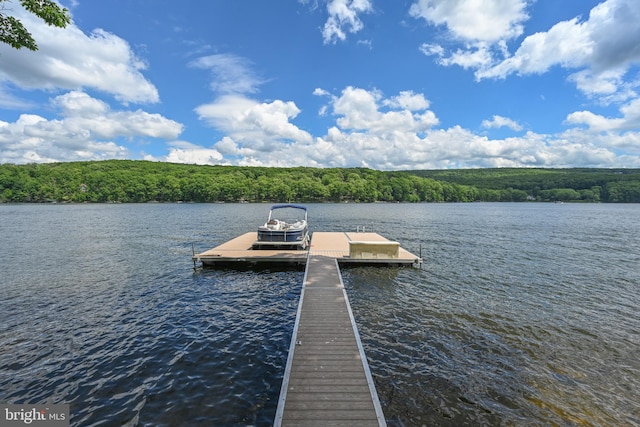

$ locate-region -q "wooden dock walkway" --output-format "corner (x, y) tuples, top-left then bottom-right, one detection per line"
(274, 255), (386, 426)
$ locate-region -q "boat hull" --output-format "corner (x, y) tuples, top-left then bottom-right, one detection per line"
(254, 227), (309, 249)
(258, 228), (306, 242)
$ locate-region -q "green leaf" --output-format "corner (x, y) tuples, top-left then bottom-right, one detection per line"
(19, 0), (70, 27)
(0, 0), (70, 50)
(0, 15), (38, 50)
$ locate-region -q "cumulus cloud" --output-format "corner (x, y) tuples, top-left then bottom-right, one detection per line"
(475, 0), (640, 98)
(566, 97), (640, 132)
(588, 0), (640, 72)
(51, 91), (183, 139)
(409, 0), (532, 90)
(383, 90), (430, 111)
(195, 94), (313, 148)
(316, 87), (636, 169)
(411, 0), (640, 142)
(191, 52), (313, 156)
(482, 115), (523, 131)
(409, 0), (529, 42)
(0, 5), (159, 104)
(477, 17), (593, 79)
(0, 91), (183, 164)
(568, 69), (629, 99)
(414, 0), (640, 104)
(156, 85), (639, 169)
(311, 120), (625, 170)
(161, 141), (224, 165)
(322, 0), (373, 44)
(0, 113), (128, 164)
(439, 43), (496, 70)
(329, 86), (438, 133)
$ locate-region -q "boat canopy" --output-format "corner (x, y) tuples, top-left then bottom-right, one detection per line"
(270, 204), (307, 211)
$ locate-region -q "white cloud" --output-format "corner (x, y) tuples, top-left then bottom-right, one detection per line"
(383, 91), (430, 111)
(161, 141), (224, 165)
(283, 87), (637, 169)
(322, 0), (373, 44)
(588, 0), (640, 72)
(189, 54), (265, 95)
(195, 94), (313, 147)
(409, 0), (529, 43)
(477, 0), (640, 96)
(136, 85), (640, 169)
(415, 0), (640, 107)
(568, 69), (627, 98)
(566, 97), (640, 132)
(419, 43), (445, 57)
(330, 86), (438, 133)
(0, 91), (183, 164)
(410, 0), (531, 90)
(189, 51), (314, 162)
(478, 17), (593, 79)
(51, 91), (183, 139)
(313, 88), (331, 97)
(412, 0), (640, 138)
(482, 115), (523, 131)
(221, 86), (631, 169)
(439, 43), (495, 70)
(565, 111), (625, 133)
(0, 5), (159, 104)
(0, 113), (128, 164)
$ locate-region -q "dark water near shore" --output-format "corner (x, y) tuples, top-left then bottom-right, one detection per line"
(1, 203), (639, 426)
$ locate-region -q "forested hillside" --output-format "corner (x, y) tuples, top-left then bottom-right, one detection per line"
(1, 160), (639, 203)
(407, 168), (640, 203)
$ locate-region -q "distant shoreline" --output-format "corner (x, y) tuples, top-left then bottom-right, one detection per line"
(1, 160), (639, 203)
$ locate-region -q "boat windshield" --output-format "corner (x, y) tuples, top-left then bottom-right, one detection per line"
(268, 204), (308, 223)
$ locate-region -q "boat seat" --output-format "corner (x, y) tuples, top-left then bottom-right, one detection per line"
(348, 241), (400, 259)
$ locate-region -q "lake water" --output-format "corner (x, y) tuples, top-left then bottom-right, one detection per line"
(0, 203), (638, 426)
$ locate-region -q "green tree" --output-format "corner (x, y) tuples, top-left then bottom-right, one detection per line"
(605, 181), (640, 203)
(0, 0), (70, 51)
(539, 188), (581, 202)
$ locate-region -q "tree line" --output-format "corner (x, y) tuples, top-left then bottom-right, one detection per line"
(1, 160), (639, 203)
(409, 168), (640, 203)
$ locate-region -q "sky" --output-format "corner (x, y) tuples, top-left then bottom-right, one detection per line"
(0, 0), (639, 170)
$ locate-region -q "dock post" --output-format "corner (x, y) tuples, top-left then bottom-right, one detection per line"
(192, 243), (198, 270)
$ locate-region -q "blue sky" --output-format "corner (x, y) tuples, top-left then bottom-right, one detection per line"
(1, 0), (639, 169)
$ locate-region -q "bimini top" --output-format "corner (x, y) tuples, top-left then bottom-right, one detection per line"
(270, 204), (307, 211)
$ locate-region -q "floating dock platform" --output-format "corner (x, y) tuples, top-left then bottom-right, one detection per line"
(193, 231), (421, 267)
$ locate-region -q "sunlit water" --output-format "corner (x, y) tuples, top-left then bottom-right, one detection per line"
(1, 203), (638, 426)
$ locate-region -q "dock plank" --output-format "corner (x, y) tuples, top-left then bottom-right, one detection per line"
(274, 256), (386, 427)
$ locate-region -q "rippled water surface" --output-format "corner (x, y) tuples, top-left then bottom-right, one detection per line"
(1, 203), (639, 426)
